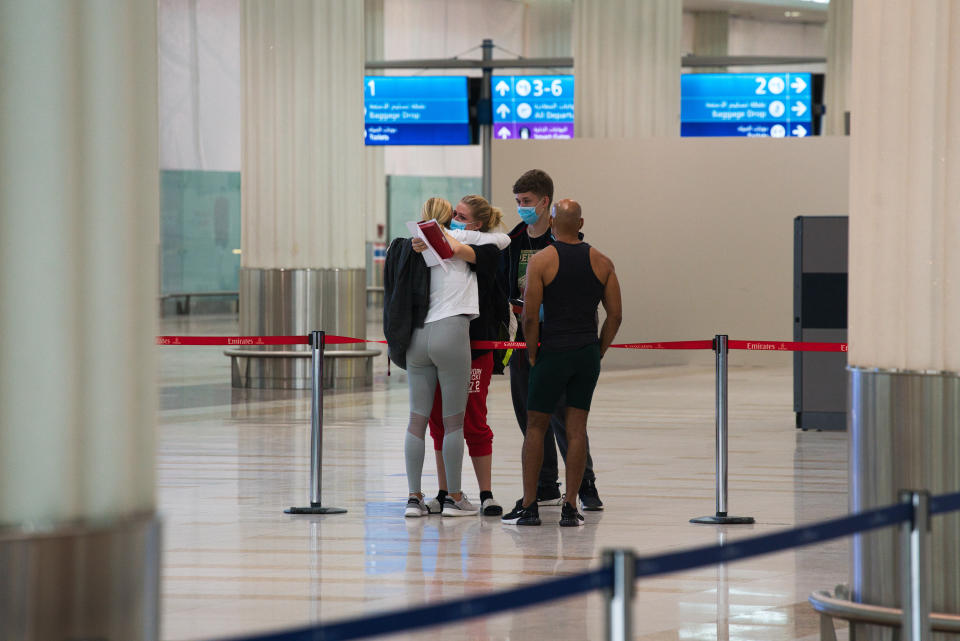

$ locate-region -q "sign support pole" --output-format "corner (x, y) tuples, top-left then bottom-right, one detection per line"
(481, 38), (493, 201)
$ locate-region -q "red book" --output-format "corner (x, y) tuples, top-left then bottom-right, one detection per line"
(417, 220), (454, 260)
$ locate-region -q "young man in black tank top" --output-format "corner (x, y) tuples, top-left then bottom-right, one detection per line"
(499, 169), (605, 511)
(502, 200), (622, 527)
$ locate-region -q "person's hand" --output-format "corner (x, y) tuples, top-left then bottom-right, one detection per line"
(528, 353), (536, 366)
(411, 237), (427, 253)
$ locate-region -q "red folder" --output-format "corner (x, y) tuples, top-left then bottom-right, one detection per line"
(417, 220), (454, 259)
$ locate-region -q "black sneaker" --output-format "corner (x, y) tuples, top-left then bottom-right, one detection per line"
(559, 501), (584, 527)
(501, 499), (541, 526)
(536, 483), (563, 506)
(578, 478), (604, 511)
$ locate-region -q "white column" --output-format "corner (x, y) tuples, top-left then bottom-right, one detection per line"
(0, 2), (160, 637)
(847, 1), (960, 633)
(573, 0), (682, 137)
(241, 0), (364, 270)
(364, 0), (386, 246)
(824, 0), (852, 135)
(0, 1), (158, 528)
(238, 0), (370, 389)
(848, 1), (960, 371)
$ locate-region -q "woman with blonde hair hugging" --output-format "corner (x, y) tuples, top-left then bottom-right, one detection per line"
(422, 195), (509, 516)
(383, 197), (509, 517)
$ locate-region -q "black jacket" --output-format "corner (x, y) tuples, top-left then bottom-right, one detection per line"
(469, 244), (510, 373)
(382, 237), (430, 370)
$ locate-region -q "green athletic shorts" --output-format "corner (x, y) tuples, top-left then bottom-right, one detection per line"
(527, 343), (602, 413)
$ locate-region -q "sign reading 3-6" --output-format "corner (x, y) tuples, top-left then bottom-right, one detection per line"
(492, 74), (574, 140)
(513, 77), (565, 98)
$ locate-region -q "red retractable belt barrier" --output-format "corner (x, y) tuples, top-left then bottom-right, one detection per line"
(156, 335), (848, 352)
(728, 340), (848, 352)
(610, 340), (715, 350)
(156, 336), (309, 346)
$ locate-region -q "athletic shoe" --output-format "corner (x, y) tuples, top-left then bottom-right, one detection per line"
(442, 494), (479, 517)
(426, 495), (444, 515)
(559, 501), (585, 527)
(537, 483), (564, 506)
(404, 496), (428, 518)
(501, 499), (541, 526)
(578, 478), (604, 511)
(481, 496), (503, 516)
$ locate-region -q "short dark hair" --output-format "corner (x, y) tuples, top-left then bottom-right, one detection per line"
(512, 169), (554, 205)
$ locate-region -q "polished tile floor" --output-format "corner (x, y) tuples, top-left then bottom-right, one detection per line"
(158, 313), (849, 641)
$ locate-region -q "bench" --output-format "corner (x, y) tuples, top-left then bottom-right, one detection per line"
(224, 347), (382, 389)
(160, 291), (239, 315)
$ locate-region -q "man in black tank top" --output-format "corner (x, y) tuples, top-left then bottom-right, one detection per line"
(501, 200), (623, 527)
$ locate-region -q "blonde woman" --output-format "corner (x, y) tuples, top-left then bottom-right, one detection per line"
(420, 195), (509, 516)
(388, 197), (509, 518)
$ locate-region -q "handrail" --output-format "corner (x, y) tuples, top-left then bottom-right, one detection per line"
(809, 589), (960, 632)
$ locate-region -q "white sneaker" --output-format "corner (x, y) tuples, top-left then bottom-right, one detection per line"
(404, 496), (428, 518)
(442, 494), (479, 517)
(481, 496), (503, 516)
(426, 496), (443, 515)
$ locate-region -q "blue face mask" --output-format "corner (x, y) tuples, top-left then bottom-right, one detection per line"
(517, 206), (539, 225)
(449, 219), (467, 231)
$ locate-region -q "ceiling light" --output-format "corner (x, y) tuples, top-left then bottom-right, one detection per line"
(785, 11), (802, 17)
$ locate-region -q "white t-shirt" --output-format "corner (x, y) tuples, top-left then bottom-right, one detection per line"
(424, 229), (510, 324)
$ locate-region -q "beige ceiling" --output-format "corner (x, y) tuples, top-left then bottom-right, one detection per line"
(683, 0), (828, 24)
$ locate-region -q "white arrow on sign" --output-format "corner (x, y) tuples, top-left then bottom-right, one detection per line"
(497, 126), (511, 139)
(791, 77), (807, 93)
(496, 103), (510, 118)
(791, 101), (807, 117)
(792, 125), (808, 137)
(495, 80), (510, 96)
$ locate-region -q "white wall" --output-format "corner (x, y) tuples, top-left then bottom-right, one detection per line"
(158, 0), (241, 171)
(492, 136), (849, 369)
(728, 15), (826, 73)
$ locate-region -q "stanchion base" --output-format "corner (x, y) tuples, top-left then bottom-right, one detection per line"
(285, 504), (347, 515)
(690, 514), (755, 525)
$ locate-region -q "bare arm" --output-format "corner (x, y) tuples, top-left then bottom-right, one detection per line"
(522, 253), (545, 365)
(411, 232), (477, 263)
(598, 264), (623, 357)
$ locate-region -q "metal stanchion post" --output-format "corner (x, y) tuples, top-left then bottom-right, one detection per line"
(603, 549), (635, 641)
(900, 490), (931, 641)
(481, 39), (493, 201)
(286, 330), (346, 515)
(691, 335), (754, 525)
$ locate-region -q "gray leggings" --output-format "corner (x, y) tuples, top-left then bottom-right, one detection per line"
(404, 315), (471, 495)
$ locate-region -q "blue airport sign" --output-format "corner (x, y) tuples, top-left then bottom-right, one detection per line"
(364, 76), (470, 145)
(492, 75), (574, 140)
(681, 73), (812, 138)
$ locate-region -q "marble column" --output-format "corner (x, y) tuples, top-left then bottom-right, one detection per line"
(691, 11), (729, 73)
(239, 0), (372, 389)
(0, 2), (160, 638)
(825, 0), (853, 135)
(573, 0), (682, 137)
(364, 0), (387, 254)
(847, 1), (960, 637)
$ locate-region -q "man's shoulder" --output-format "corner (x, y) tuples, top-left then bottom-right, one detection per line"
(530, 244), (557, 264)
(507, 221), (528, 240)
(588, 246), (615, 276)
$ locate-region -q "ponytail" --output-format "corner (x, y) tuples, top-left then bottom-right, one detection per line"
(459, 194), (502, 232)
